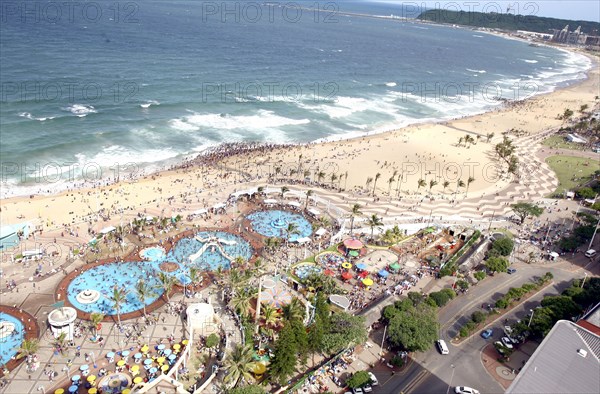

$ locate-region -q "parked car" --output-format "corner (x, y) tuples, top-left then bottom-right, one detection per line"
(368, 372), (379, 386)
(436, 339), (449, 355)
(503, 325), (513, 336)
(363, 385), (373, 393)
(494, 341), (507, 355)
(507, 267), (517, 274)
(455, 387), (480, 394)
(501, 337), (514, 349)
(585, 249), (597, 258)
(352, 388), (364, 394)
(481, 328), (493, 339)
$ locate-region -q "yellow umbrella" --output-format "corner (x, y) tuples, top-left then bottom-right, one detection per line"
(87, 375), (96, 382)
(88, 389), (97, 394)
(122, 390), (131, 394)
(173, 344), (181, 350)
(141, 345), (149, 353)
(133, 376), (143, 384)
(157, 357), (166, 364)
(117, 359), (126, 367)
(161, 364), (169, 372)
(362, 278), (374, 286)
(131, 365), (140, 372)
(252, 362), (266, 375)
(341, 262), (352, 269)
(55, 390), (65, 394)
(182, 339), (189, 346)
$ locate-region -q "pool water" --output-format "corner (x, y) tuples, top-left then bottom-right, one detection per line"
(247, 210), (312, 241)
(67, 231), (253, 315)
(0, 312), (25, 366)
(140, 247), (165, 261)
(293, 263), (323, 280)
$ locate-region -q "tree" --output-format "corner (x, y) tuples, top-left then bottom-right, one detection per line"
(283, 222), (300, 244)
(429, 179), (438, 191)
(230, 385), (266, 394)
(135, 279), (157, 317)
(157, 272), (176, 303)
(347, 371), (371, 388)
(428, 289), (455, 307)
(442, 180), (450, 192)
(474, 271), (486, 281)
(580, 104), (589, 113)
(231, 287), (256, 317)
(280, 186), (289, 198)
(490, 237), (514, 256)
(511, 202), (544, 224)
(485, 256), (509, 273)
(417, 178), (426, 190)
(561, 108), (574, 121)
(372, 173), (381, 196)
(541, 295), (582, 320)
(321, 312), (367, 355)
(486, 132), (495, 143)
(366, 214), (383, 239)
(16, 339), (40, 359)
(110, 285), (128, 327)
(260, 303), (281, 327)
(455, 179), (465, 198)
(576, 187), (596, 199)
(90, 312), (105, 337)
(270, 324), (298, 385)
(349, 203), (362, 235)
(206, 333), (220, 348)
(471, 311), (486, 324)
(305, 189), (313, 209)
(223, 344), (257, 387)
(387, 303), (439, 352)
(281, 297), (305, 322)
(466, 176), (475, 194)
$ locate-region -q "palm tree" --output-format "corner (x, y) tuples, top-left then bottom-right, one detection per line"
(251, 258), (266, 276)
(365, 177), (373, 190)
(466, 176), (475, 195)
(387, 175), (395, 195)
(486, 132), (495, 143)
(54, 332), (68, 355)
(330, 173), (338, 185)
(90, 312), (105, 337)
(231, 287), (256, 317)
(135, 279), (156, 317)
(372, 173), (381, 196)
(110, 285), (129, 327)
(344, 170), (349, 189)
(264, 237), (281, 252)
(455, 179), (465, 199)
(349, 203), (362, 234)
(261, 304), (281, 327)
(303, 169), (311, 180)
(367, 214), (383, 239)
(417, 178), (426, 191)
(297, 153), (303, 174)
(283, 222), (300, 244)
(304, 189), (313, 209)
(280, 186), (289, 198)
(281, 297), (304, 322)
(317, 171), (325, 184)
(188, 266), (202, 289)
(318, 215), (331, 229)
(223, 344), (257, 387)
(157, 272), (176, 303)
(233, 256), (247, 269)
(442, 180), (450, 192)
(429, 179), (438, 191)
(16, 339), (40, 360)
(458, 137), (463, 146)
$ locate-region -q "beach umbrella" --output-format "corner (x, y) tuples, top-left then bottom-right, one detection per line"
(117, 360), (125, 367)
(341, 262), (352, 269)
(149, 367), (158, 374)
(133, 376), (143, 385)
(68, 386), (78, 393)
(86, 375), (96, 383)
(161, 364), (169, 372)
(144, 359), (153, 366)
(157, 357), (166, 365)
(358, 271), (369, 279)
(88, 389), (97, 394)
(341, 271), (353, 281)
(79, 365), (89, 371)
(356, 263), (367, 270)
(323, 269), (335, 276)
(389, 262), (401, 272)
(348, 250), (359, 257)
(140, 345), (149, 353)
(378, 269), (390, 278)
(261, 287), (292, 308)
(157, 344), (165, 351)
(72, 375), (81, 383)
(362, 278), (374, 287)
(343, 239), (363, 249)
(122, 390), (131, 394)
(252, 362), (267, 375)
(163, 349), (172, 357)
(182, 339), (189, 346)
(54, 389), (65, 394)
(131, 365), (140, 373)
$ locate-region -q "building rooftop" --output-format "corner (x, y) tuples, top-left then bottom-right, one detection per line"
(506, 320), (600, 394)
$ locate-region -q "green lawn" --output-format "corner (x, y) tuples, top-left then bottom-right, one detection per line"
(545, 155), (598, 196)
(541, 135), (586, 151)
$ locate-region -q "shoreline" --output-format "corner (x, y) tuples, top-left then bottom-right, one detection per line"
(0, 39), (595, 200)
(1, 55), (598, 234)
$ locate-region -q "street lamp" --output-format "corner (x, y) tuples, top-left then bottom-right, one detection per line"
(581, 272), (588, 288)
(528, 309), (535, 327)
(446, 364), (456, 394)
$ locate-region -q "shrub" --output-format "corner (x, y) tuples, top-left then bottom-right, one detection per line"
(522, 283), (536, 292)
(465, 321), (476, 331)
(347, 371), (371, 388)
(471, 311), (486, 324)
(456, 280), (469, 290)
(429, 291), (451, 308)
(495, 298), (509, 309)
(440, 288), (457, 300)
(459, 327), (469, 337)
(491, 237), (514, 256)
(205, 333), (220, 348)
(391, 355), (404, 367)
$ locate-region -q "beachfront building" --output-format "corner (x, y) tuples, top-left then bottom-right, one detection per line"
(47, 307), (77, 340)
(0, 222), (31, 250)
(551, 25), (600, 49)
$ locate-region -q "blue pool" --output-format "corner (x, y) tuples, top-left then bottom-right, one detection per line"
(247, 210), (312, 241)
(67, 231), (253, 315)
(0, 312), (24, 366)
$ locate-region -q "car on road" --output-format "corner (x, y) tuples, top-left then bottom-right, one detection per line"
(501, 336), (514, 349)
(367, 372), (379, 386)
(481, 328), (493, 339)
(455, 386), (480, 394)
(507, 267), (517, 274)
(585, 249), (597, 258)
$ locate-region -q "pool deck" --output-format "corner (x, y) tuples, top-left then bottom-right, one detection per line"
(0, 305), (40, 377)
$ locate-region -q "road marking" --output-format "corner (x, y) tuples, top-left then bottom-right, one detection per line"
(403, 369), (430, 394)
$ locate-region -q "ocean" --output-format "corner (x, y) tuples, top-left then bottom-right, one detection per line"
(0, 0), (592, 197)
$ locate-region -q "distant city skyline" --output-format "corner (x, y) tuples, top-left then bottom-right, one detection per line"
(368, 1), (600, 23)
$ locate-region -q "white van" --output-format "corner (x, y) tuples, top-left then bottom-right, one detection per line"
(584, 249), (597, 258)
(436, 339), (449, 355)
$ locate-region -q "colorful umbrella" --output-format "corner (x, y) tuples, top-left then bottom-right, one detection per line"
(341, 271), (353, 280)
(349, 250), (359, 257)
(341, 262), (352, 269)
(324, 269), (335, 276)
(378, 269), (390, 277)
(356, 263), (367, 270)
(362, 278), (374, 286)
(358, 271), (369, 278)
(343, 239), (363, 249)
(389, 262), (401, 271)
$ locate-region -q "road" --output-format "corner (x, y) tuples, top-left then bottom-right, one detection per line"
(368, 255), (597, 394)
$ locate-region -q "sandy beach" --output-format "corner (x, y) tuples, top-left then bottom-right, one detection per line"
(1, 54), (598, 239)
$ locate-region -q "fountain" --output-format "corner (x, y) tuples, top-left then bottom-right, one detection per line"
(76, 289), (101, 304)
(271, 211), (288, 229)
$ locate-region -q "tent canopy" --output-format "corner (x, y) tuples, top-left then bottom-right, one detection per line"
(389, 262), (401, 271)
(308, 208), (320, 216)
(343, 239), (363, 249)
(378, 269), (390, 277)
(315, 228), (327, 237)
(263, 199), (278, 204)
(341, 271), (353, 280)
(100, 226), (115, 234)
(296, 237), (311, 244)
(356, 263), (367, 270)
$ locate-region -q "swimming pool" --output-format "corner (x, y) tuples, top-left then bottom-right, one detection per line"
(140, 246), (165, 261)
(293, 263), (323, 280)
(247, 210), (312, 241)
(66, 231), (253, 315)
(0, 312), (24, 366)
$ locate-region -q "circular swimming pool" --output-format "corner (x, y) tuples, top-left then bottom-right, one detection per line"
(0, 312), (25, 366)
(247, 210), (312, 241)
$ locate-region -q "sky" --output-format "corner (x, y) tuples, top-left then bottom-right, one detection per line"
(368, 1), (600, 23)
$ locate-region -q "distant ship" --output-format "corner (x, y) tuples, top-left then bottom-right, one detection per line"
(528, 43), (541, 47)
